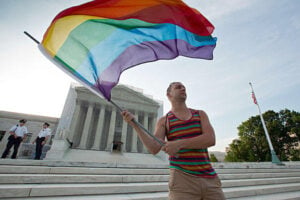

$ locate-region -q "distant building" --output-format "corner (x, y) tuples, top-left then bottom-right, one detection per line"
(0, 83), (165, 163)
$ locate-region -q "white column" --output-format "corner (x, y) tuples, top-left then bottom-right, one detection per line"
(131, 112), (138, 153)
(79, 104), (94, 149)
(120, 118), (128, 152)
(142, 113), (149, 153)
(91, 106), (105, 150)
(152, 115), (157, 135)
(68, 102), (81, 142)
(105, 108), (117, 151)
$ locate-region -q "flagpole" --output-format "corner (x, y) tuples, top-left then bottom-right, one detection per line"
(109, 99), (164, 146)
(249, 82), (283, 165)
(24, 31), (40, 44)
(24, 31), (164, 147)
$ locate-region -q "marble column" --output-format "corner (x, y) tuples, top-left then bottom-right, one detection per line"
(152, 115), (157, 136)
(105, 108), (117, 151)
(142, 113), (149, 153)
(79, 104), (94, 149)
(91, 106), (105, 150)
(68, 101), (81, 142)
(131, 111), (138, 153)
(120, 117), (128, 152)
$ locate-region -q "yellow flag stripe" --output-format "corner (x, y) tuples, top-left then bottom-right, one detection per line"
(42, 15), (104, 57)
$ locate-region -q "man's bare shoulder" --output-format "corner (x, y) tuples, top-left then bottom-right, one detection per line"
(198, 109), (205, 114)
(197, 110), (211, 123)
(192, 109), (209, 120)
(157, 115), (167, 125)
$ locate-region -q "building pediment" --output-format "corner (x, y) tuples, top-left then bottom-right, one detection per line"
(75, 84), (160, 110)
(111, 85), (160, 107)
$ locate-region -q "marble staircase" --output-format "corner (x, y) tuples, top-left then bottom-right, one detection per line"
(0, 160), (300, 200)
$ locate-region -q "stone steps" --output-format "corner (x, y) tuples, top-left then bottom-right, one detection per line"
(228, 191), (300, 200)
(0, 160), (299, 199)
(0, 173), (300, 184)
(224, 183), (300, 199)
(2, 165), (300, 175)
(0, 182), (167, 198)
(0, 165), (169, 175)
(0, 192), (170, 200)
(1, 182), (300, 199)
(0, 174), (169, 184)
(5, 191), (300, 200)
(220, 172), (299, 179)
(223, 177), (300, 187)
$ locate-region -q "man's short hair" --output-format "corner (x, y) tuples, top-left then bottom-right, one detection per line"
(167, 82), (182, 94)
(44, 122), (50, 127)
(19, 119), (27, 123)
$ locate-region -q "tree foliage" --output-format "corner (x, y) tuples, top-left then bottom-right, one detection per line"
(210, 153), (218, 162)
(225, 109), (300, 162)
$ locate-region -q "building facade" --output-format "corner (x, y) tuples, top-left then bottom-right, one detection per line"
(0, 83), (165, 163)
(47, 83), (166, 162)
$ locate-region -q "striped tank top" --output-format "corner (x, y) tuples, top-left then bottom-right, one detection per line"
(166, 109), (217, 178)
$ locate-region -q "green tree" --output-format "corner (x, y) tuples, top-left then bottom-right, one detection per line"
(225, 109), (300, 162)
(210, 153), (218, 162)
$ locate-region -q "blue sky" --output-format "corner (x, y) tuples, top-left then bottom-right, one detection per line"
(0, 0), (299, 152)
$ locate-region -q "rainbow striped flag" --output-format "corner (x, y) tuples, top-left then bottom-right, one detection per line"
(42, 0), (217, 100)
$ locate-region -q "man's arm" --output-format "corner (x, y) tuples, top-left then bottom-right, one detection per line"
(42, 129), (51, 145)
(42, 135), (50, 145)
(122, 111), (166, 155)
(9, 125), (17, 137)
(162, 110), (215, 156)
(9, 131), (16, 136)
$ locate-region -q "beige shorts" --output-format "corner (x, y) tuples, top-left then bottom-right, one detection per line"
(168, 168), (226, 200)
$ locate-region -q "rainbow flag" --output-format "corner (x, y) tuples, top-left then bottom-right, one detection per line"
(42, 0), (217, 100)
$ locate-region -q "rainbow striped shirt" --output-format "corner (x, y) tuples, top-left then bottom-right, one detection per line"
(166, 109), (217, 178)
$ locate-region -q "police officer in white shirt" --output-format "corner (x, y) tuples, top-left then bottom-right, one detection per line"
(1, 119), (28, 159)
(32, 122), (51, 160)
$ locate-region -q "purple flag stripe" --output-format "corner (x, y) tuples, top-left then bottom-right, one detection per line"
(95, 39), (216, 99)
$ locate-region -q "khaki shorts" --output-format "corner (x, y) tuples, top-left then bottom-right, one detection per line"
(168, 168), (226, 200)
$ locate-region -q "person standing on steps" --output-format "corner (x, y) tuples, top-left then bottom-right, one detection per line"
(122, 82), (225, 200)
(1, 119), (28, 159)
(32, 122), (51, 160)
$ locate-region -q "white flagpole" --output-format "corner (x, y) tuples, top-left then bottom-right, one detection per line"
(249, 82), (283, 165)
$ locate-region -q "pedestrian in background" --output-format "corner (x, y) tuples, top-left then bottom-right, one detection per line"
(32, 122), (51, 160)
(1, 119), (28, 159)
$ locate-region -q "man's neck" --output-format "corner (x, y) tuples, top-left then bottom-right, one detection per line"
(171, 101), (191, 119)
(171, 101), (188, 111)
(172, 101), (187, 110)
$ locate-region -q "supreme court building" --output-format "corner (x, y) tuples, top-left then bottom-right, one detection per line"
(0, 83), (166, 163)
(45, 83), (166, 163)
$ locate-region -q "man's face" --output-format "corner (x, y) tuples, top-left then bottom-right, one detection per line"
(168, 82), (187, 101)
